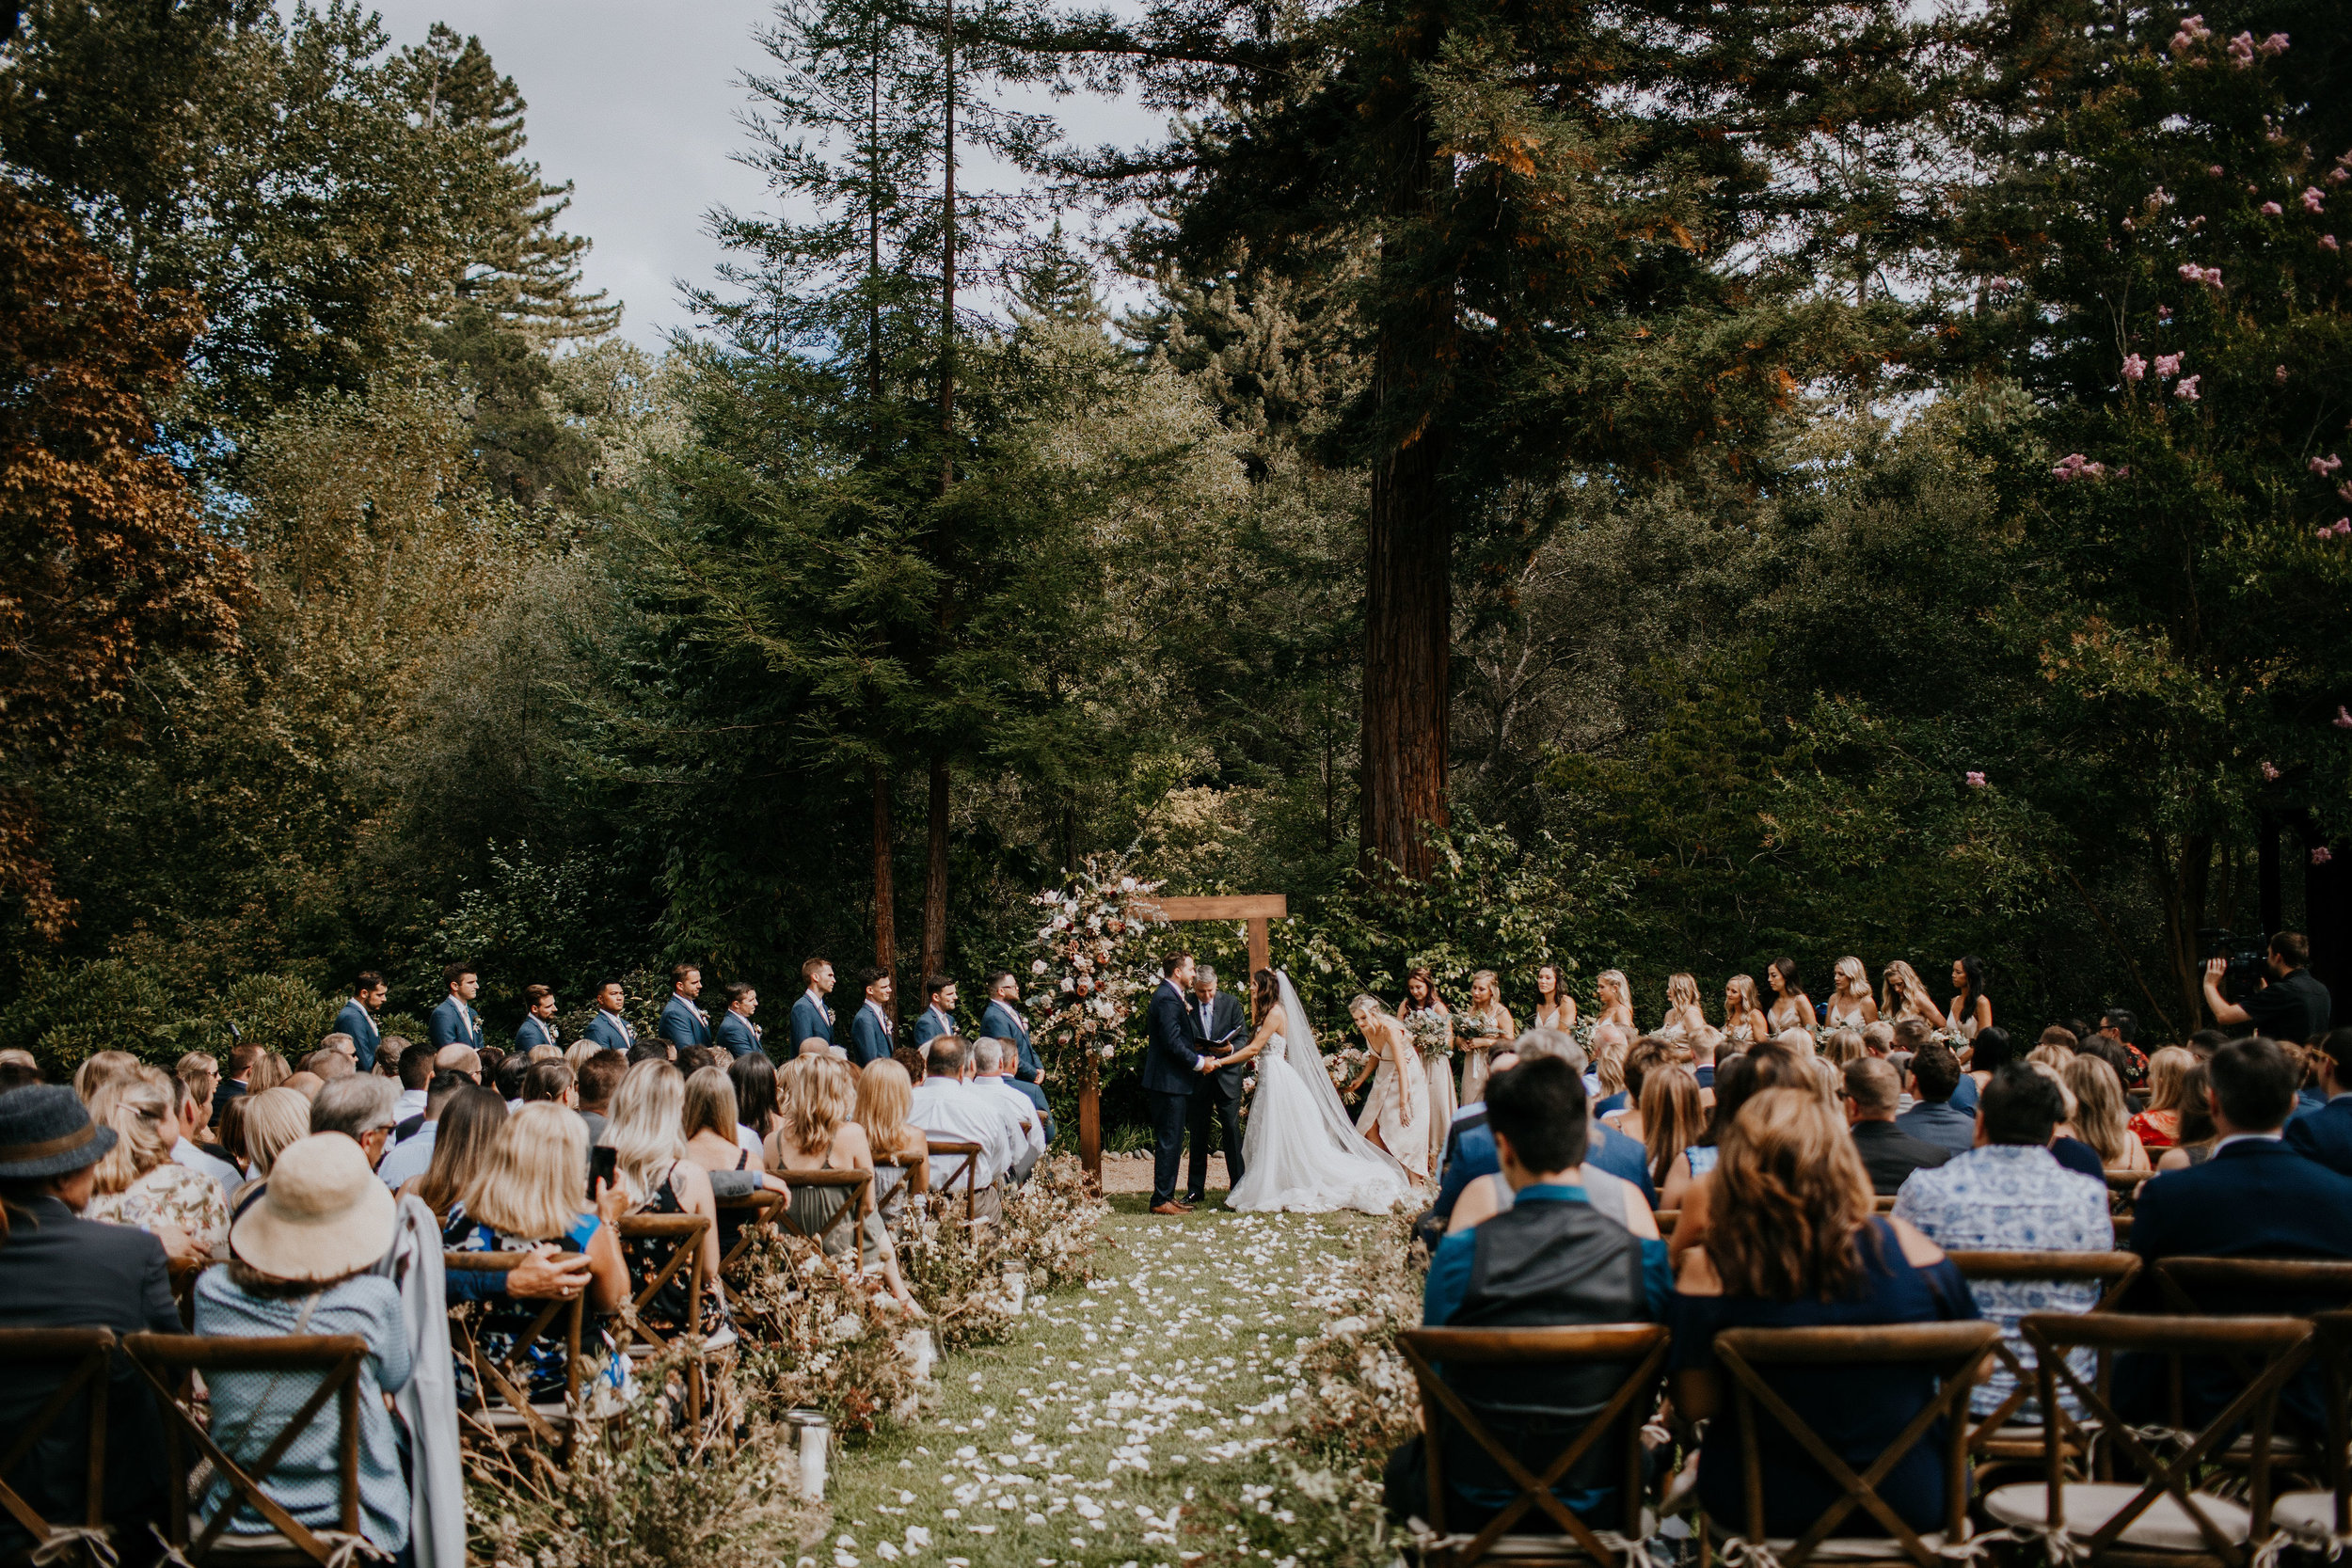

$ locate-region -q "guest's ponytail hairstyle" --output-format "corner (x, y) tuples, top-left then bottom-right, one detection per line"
(1252, 970), (1279, 1020)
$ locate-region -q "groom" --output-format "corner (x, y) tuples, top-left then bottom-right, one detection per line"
(1142, 950), (1221, 1214)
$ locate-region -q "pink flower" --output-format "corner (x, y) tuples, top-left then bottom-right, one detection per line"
(1965, 771), (1987, 788)
(2158, 305), (2173, 321)
(2262, 761), (2281, 782)
(2260, 33), (2289, 55)
(2341, 480), (2352, 503)
(2335, 519), (2352, 537)
(2324, 235), (2342, 252)
(2305, 187), (2328, 214)
(2313, 454), (2344, 476)
(2335, 169), (2352, 186)
(2180, 14), (2210, 39)
(2226, 31), (2255, 66)
(2313, 847), (2334, 867)
(2262, 200), (2283, 215)
(2177, 374), (2201, 400)
(2210, 165), (2226, 177)
(2053, 453), (2087, 481)
(2122, 354), (2147, 380)
(2174, 263), (2224, 290)
(2155, 353), (2183, 377)
(2337, 705), (2352, 729)
(2116, 466), (2133, 479)
(2278, 365), (2291, 383)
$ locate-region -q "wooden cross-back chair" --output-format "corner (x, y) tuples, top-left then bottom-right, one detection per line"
(2106, 1171), (2151, 1212)
(2147, 1256), (2352, 1470)
(1699, 1320), (2001, 1568)
(712, 1188), (785, 1275)
(925, 1140), (983, 1221)
(2271, 1310), (2352, 1554)
(442, 1251), (586, 1464)
(1945, 1251), (2143, 1481)
(124, 1331), (376, 1568)
(0, 1327), (117, 1566)
(774, 1168), (873, 1255)
(612, 1213), (711, 1426)
(1395, 1324), (1669, 1568)
(1983, 1312), (2316, 1568)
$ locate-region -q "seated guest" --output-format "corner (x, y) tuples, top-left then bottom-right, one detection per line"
(194, 1135), (412, 1555)
(730, 1053), (784, 1155)
(2064, 1054), (2150, 1171)
(235, 1087), (314, 1196)
(768, 1057), (915, 1307)
(1893, 1065), (2110, 1416)
(2285, 1027), (2352, 1174)
(210, 1042), (262, 1128)
(2152, 1062), (2218, 1170)
(2132, 1046), (2196, 1152)
(903, 1036), (1011, 1221)
(495, 1053), (530, 1109)
(71, 1050), (141, 1102)
(376, 1069), (472, 1191)
(1963, 1025), (2013, 1096)
(403, 1085), (508, 1227)
(1894, 1021), (1976, 1112)
(521, 1061), (576, 1110)
(85, 1065), (227, 1259)
(1668, 1047), (1823, 1265)
(2127, 1036), (2352, 1432)
(1844, 1058), (1951, 1195)
(978, 1035), (1053, 1143)
(578, 1050), (626, 1147)
(304, 1037), (358, 1081)
(1518, 1032), (1657, 1200)
(0, 1087), (183, 1559)
(455, 1102), (629, 1315)
(714, 982), (764, 1060)
(602, 1060), (730, 1342)
(1639, 1061), (1706, 1210)
(626, 1039), (674, 1068)
(169, 1065), (243, 1201)
(0, 1047), (41, 1093)
(2095, 1007), (2149, 1084)
(1384, 1057), (1669, 1535)
(1601, 1037), (1665, 1136)
(175, 1051), (220, 1131)
(390, 1040), (434, 1127)
(857, 1058), (931, 1231)
(246, 1050), (291, 1094)
(215, 1098), (250, 1176)
(972, 1037), (1045, 1181)
(433, 1043), (483, 1085)
(682, 1068), (787, 1221)
(1894, 1040), (1975, 1155)
(1434, 1034), (1658, 1242)
(1671, 1088), (1980, 1538)
(281, 1069), (325, 1101)
(2030, 1065), (2106, 1178)
(309, 1073), (401, 1173)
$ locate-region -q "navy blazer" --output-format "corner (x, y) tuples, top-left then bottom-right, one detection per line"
(0, 1198), (183, 1556)
(1895, 1099), (1977, 1155)
(584, 1010), (633, 1053)
(2285, 1096), (2352, 1177)
(914, 1006), (955, 1046)
(981, 999), (1041, 1081)
(849, 1004), (892, 1067)
(1139, 980), (1207, 1096)
(789, 992), (834, 1048)
(514, 1014), (558, 1052)
(659, 994), (711, 1051)
(332, 999), (381, 1071)
(428, 995), (482, 1051)
(714, 1010), (763, 1059)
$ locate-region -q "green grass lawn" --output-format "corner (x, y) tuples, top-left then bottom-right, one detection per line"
(819, 1194), (1395, 1568)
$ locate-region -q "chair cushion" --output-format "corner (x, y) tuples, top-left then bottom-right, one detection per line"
(1984, 1482), (2252, 1550)
(2272, 1492), (2347, 1540)
(1769, 1532), (1963, 1561)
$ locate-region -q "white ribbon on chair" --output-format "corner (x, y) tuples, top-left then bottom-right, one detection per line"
(1400, 1513), (1654, 1568)
(28, 1524), (119, 1567)
(2005, 1522), (2087, 1566)
(311, 1528), (393, 1568)
(1717, 1535), (1787, 1568)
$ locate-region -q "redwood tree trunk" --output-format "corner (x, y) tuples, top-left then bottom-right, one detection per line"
(870, 763), (897, 993)
(2155, 830), (2215, 1032)
(920, 752), (949, 984)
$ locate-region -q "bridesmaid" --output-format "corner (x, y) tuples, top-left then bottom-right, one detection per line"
(1660, 973), (1708, 1040)
(1593, 969), (1636, 1033)
(1882, 960), (1943, 1031)
(1458, 971), (1516, 1107)
(1946, 957), (1993, 1039)
(1825, 957), (1878, 1029)
(1531, 964), (1578, 1033)
(1721, 974), (1771, 1048)
(1344, 995), (1429, 1186)
(1399, 967), (1456, 1168)
(1765, 958), (1814, 1036)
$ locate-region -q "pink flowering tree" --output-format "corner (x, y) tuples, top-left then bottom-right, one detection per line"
(1946, 3), (2352, 1024)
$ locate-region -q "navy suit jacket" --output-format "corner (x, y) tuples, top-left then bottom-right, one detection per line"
(2285, 1096), (2352, 1177)
(981, 1000), (1041, 1081)
(584, 1010), (634, 1053)
(428, 996), (482, 1051)
(514, 1014), (558, 1052)
(1895, 1099), (1977, 1155)
(790, 992), (834, 1047)
(1139, 981), (1207, 1096)
(1000, 1072), (1054, 1138)
(914, 1006), (955, 1046)
(849, 1004), (892, 1067)
(660, 994), (712, 1051)
(714, 1010), (763, 1059)
(332, 1000), (381, 1071)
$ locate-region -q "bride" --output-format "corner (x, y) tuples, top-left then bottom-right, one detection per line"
(1226, 970), (1414, 1214)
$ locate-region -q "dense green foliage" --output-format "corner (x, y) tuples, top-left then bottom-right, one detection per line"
(3, 0), (2347, 1097)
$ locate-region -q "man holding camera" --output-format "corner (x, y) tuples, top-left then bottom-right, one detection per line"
(2204, 930), (2334, 1043)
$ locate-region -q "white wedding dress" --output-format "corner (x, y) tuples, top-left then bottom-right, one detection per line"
(1228, 973), (1413, 1214)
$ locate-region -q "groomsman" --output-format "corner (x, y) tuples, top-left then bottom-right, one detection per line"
(1184, 964), (1248, 1204)
(849, 969), (895, 1067)
(714, 982), (763, 1058)
(790, 958), (835, 1049)
(515, 985), (560, 1051)
(660, 964), (711, 1053)
(914, 976), (958, 1046)
(979, 971), (1042, 1085)
(333, 973), (387, 1072)
(429, 964), (484, 1052)
(584, 980), (635, 1053)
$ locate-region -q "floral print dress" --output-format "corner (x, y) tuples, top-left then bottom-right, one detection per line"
(85, 1161), (230, 1255)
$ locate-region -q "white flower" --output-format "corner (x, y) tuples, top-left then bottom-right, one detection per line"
(1060, 977), (1074, 992)
(1031, 959), (1048, 975)
(828, 1313), (866, 1343)
(1120, 877), (1136, 891)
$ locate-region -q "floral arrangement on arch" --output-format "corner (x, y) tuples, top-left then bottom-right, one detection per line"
(1023, 851), (1172, 1069)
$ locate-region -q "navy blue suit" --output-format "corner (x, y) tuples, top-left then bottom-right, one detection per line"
(584, 1009), (634, 1053)
(914, 1005), (956, 1046)
(1141, 980), (1208, 1206)
(659, 994), (712, 1052)
(429, 996), (482, 1051)
(849, 1003), (893, 1067)
(790, 991), (834, 1049)
(332, 999), (381, 1071)
(714, 1010), (763, 1059)
(982, 999), (1041, 1082)
(2127, 1137), (2352, 1432)
(514, 1014), (558, 1052)
(2285, 1095), (2352, 1176)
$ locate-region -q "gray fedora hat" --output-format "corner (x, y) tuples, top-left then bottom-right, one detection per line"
(0, 1085), (118, 1180)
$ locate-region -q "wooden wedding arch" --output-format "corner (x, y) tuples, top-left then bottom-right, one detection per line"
(1073, 893), (1287, 1184)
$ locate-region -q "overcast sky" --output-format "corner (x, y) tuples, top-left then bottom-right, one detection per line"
(355, 0), (1159, 349)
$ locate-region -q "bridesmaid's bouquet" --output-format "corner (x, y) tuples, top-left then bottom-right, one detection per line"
(1325, 1041), (1371, 1090)
(1403, 1010), (1454, 1061)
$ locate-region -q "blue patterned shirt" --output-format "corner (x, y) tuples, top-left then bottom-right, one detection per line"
(1891, 1143), (2111, 1414)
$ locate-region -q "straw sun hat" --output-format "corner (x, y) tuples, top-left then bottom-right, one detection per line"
(230, 1132), (394, 1280)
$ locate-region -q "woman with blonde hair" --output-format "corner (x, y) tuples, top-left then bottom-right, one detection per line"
(1669, 1088), (1979, 1538)
(1531, 964), (1577, 1033)
(71, 1050), (142, 1103)
(1458, 971), (1515, 1107)
(238, 1087), (313, 1184)
(463, 1103), (629, 1310)
(1721, 974), (1770, 1048)
(405, 1086), (507, 1227)
(1592, 970), (1636, 1032)
(564, 1037), (604, 1078)
(246, 1051), (291, 1093)
(1825, 958), (1878, 1030)
(2064, 1055), (2149, 1172)
(1660, 974), (1708, 1041)
(770, 1055), (916, 1308)
(2128, 1046), (2197, 1150)
(1880, 961), (1942, 1030)
(601, 1059), (730, 1342)
(1642, 1063), (1707, 1210)
(1819, 1028), (1866, 1068)
(84, 1065), (229, 1254)
(856, 1057), (931, 1230)
(1343, 994), (1430, 1185)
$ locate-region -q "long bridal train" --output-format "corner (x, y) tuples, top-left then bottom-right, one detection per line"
(1227, 973), (1414, 1215)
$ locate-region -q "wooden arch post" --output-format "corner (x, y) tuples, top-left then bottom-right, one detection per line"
(1080, 894), (1287, 1186)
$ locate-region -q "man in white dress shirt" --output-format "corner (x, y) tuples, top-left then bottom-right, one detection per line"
(972, 1037), (1045, 1181)
(907, 1036), (1022, 1219)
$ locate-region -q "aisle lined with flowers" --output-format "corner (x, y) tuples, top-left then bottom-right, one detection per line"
(818, 1203), (1415, 1568)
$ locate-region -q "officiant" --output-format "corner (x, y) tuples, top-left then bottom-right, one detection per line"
(1185, 963), (1248, 1204)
